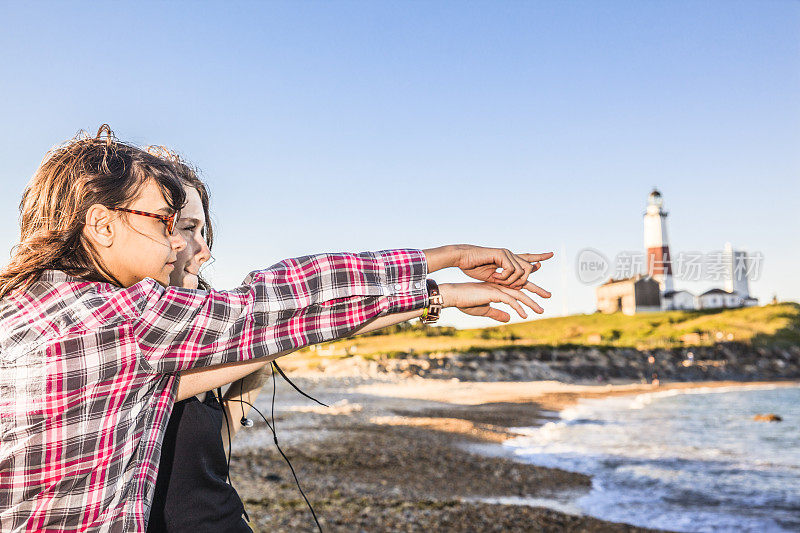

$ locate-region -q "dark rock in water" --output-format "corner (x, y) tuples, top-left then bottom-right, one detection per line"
(753, 413), (782, 422)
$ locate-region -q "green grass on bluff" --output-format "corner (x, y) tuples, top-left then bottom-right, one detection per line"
(298, 302), (800, 359)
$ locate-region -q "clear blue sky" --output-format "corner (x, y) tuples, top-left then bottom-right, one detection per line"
(1, 1), (798, 328)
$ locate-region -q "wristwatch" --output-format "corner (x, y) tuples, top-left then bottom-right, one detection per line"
(421, 279), (443, 324)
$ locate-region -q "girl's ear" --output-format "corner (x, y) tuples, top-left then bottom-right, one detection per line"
(83, 204), (116, 248)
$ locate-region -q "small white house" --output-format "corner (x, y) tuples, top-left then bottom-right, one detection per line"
(662, 290), (696, 311)
(697, 288), (742, 310)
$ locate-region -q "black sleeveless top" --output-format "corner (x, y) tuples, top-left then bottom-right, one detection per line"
(147, 393), (252, 532)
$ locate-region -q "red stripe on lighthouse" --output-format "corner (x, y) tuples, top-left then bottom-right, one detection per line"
(646, 246), (673, 276)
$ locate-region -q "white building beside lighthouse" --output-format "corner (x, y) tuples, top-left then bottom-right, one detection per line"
(693, 242), (758, 309)
(723, 241), (757, 301)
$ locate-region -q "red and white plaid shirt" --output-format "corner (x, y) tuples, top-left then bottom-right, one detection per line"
(0, 249), (428, 532)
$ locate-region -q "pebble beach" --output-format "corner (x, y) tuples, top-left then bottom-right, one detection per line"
(225, 370), (794, 532)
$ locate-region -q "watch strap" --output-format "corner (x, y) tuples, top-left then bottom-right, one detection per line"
(421, 279), (443, 324)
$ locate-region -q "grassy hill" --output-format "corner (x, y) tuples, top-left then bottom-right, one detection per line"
(298, 302), (800, 358)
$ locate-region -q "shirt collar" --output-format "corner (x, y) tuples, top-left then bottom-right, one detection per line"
(38, 269), (83, 284)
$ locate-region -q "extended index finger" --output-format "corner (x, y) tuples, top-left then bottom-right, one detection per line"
(518, 252), (554, 263)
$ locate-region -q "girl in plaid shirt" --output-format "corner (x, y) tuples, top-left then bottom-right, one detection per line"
(0, 127), (552, 532)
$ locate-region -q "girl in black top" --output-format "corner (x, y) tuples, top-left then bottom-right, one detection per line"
(148, 391), (252, 532)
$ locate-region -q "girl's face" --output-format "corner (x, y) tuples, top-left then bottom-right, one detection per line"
(104, 180), (187, 287)
(169, 186), (211, 290)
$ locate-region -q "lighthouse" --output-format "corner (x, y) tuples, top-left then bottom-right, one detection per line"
(643, 188), (674, 293)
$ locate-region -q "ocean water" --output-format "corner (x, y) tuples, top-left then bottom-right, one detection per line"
(504, 385), (800, 532)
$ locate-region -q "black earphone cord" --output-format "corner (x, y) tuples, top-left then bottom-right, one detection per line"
(217, 360), (328, 533)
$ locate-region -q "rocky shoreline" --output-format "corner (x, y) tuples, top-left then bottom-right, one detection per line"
(299, 342), (800, 383)
(225, 373), (795, 532)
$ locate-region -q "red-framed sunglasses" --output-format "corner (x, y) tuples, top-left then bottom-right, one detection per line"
(111, 207), (179, 234)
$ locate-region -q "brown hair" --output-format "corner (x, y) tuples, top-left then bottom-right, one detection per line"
(146, 146), (215, 291)
(0, 125), (187, 298)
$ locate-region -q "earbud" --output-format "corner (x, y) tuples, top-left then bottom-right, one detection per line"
(240, 416), (254, 428)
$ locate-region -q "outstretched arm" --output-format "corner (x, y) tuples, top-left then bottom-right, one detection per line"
(176, 308), (427, 401)
(175, 245), (554, 399)
(135, 249), (428, 375)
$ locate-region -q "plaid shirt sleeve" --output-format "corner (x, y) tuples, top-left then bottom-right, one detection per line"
(130, 248), (428, 373)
